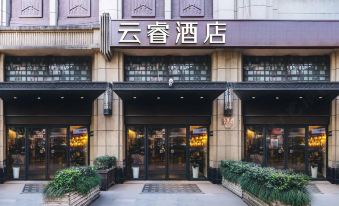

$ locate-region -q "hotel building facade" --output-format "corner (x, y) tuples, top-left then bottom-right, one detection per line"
(1, 0), (339, 183)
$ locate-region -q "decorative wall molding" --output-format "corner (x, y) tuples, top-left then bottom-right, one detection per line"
(100, 13), (112, 61)
(20, 0), (43, 18)
(68, 0), (91, 17)
(131, 0), (155, 17)
(180, 0), (204, 17)
(0, 28), (98, 49)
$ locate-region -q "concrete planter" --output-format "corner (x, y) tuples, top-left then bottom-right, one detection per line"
(243, 191), (270, 206)
(43, 186), (100, 206)
(242, 191), (293, 206)
(96, 167), (116, 191)
(222, 178), (243, 197)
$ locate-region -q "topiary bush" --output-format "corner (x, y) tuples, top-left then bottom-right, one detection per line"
(93, 155), (116, 170)
(44, 167), (100, 199)
(220, 161), (311, 206)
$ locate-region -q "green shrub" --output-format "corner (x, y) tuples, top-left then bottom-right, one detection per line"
(220, 160), (253, 183)
(239, 166), (310, 206)
(44, 167), (100, 199)
(93, 155), (116, 170)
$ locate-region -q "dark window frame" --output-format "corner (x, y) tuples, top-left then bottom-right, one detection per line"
(124, 56), (211, 82)
(243, 56), (330, 82)
(5, 56), (92, 82)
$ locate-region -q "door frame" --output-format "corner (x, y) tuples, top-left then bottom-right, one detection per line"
(245, 124), (328, 177)
(125, 124), (210, 180)
(6, 124), (90, 180)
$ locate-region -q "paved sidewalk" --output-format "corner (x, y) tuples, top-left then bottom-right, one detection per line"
(310, 181), (339, 206)
(92, 181), (246, 206)
(0, 180), (338, 206)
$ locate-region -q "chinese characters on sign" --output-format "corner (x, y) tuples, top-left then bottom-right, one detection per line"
(116, 21), (227, 45)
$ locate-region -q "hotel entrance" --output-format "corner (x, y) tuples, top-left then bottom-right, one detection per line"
(127, 126), (208, 180)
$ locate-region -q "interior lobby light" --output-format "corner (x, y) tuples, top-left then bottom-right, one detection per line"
(37, 97), (41, 100)
(80, 96), (84, 99)
(318, 96), (323, 99)
(60, 96), (64, 99)
(200, 96), (204, 99)
(251, 96), (256, 99)
(157, 96), (161, 100)
(299, 96), (303, 99)
(13, 96), (17, 100)
(275, 96), (279, 100)
(180, 96), (184, 99)
(133, 96), (137, 99)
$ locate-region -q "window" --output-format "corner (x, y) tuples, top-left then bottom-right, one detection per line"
(243, 56), (330, 82)
(124, 56), (211, 82)
(5, 56), (92, 82)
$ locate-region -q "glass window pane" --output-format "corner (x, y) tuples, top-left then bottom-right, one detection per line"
(7, 128), (26, 179)
(49, 128), (67, 178)
(287, 128), (306, 172)
(70, 126), (88, 166)
(308, 126), (327, 178)
(189, 126), (208, 179)
(266, 128), (285, 169)
(127, 127), (145, 179)
(245, 127), (264, 165)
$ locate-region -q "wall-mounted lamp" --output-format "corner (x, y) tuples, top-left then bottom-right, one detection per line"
(103, 84), (113, 116)
(224, 85), (233, 116)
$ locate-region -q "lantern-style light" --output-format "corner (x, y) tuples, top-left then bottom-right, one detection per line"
(224, 85), (233, 116)
(103, 84), (113, 116)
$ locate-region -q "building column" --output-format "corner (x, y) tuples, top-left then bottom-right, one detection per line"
(49, 0), (58, 26)
(99, 0), (122, 19)
(91, 52), (124, 167)
(0, 0), (10, 26)
(0, 54), (4, 167)
(213, 0), (236, 19)
(329, 52), (339, 180)
(237, 0), (274, 19)
(210, 51), (242, 170)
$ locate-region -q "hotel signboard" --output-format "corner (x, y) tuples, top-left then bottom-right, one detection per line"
(109, 20), (339, 48)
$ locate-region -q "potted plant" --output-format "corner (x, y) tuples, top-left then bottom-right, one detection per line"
(43, 167), (100, 206)
(190, 154), (201, 179)
(12, 154), (21, 179)
(131, 154), (143, 179)
(310, 152), (319, 178)
(94, 155), (117, 191)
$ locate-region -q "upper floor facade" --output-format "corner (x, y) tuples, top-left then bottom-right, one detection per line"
(1, 0), (339, 27)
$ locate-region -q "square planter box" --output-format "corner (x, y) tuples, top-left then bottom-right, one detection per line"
(97, 168), (116, 191)
(222, 177), (243, 197)
(43, 186), (100, 206)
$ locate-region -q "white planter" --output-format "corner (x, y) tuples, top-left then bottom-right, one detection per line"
(192, 166), (199, 179)
(311, 166), (318, 178)
(12, 167), (20, 179)
(132, 167), (139, 179)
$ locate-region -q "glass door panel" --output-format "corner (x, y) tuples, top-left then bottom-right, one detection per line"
(148, 128), (166, 179)
(308, 126), (327, 178)
(189, 126), (208, 179)
(168, 128), (187, 179)
(28, 128), (47, 179)
(245, 127), (264, 165)
(287, 128), (306, 172)
(48, 128), (67, 178)
(70, 126), (88, 166)
(7, 128), (26, 179)
(127, 127), (145, 179)
(266, 128), (285, 169)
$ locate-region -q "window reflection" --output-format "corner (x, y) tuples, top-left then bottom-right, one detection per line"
(70, 126), (88, 166)
(245, 127), (264, 165)
(7, 128), (25, 179)
(127, 127), (145, 179)
(189, 126), (208, 179)
(266, 128), (285, 169)
(308, 126), (327, 178)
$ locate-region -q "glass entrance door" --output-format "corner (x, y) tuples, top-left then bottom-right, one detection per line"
(266, 128), (285, 169)
(148, 128), (166, 179)
(27, 128), (47, 179)
(48, 128), (67, 178)
(168, 128), (187, 179)
(287, 128), (306, 172)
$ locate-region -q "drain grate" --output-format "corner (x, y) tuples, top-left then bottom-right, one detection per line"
(142, 184), (202, 193)
(22, 184), (46, 193)
(308, 184), (323, 194)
